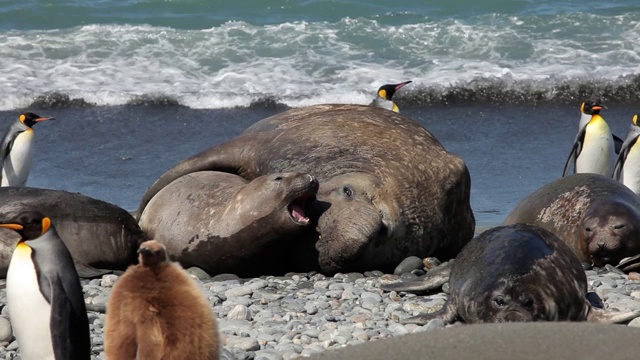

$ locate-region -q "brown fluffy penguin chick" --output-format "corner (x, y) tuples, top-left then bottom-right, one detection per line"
(104, 240), (219, 360)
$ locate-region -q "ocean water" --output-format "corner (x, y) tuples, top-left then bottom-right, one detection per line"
(1, 0), (640, 109)
(1, 1), (639, 228)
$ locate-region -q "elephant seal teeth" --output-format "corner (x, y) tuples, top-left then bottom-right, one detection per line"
(288, 192), (315, 225)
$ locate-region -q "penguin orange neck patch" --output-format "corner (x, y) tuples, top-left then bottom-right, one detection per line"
(15, 242), (32, 256)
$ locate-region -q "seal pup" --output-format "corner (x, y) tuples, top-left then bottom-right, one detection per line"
(0, 112), (54, 186)
(104, 240), (219, 360)
(138, 171), (319, 276)
(0, 211), (91, 360)
(369, 80), (412, 112)
(503, 173), (640, 269)
(563, 101), (616, 176)
(381, 224), (640, 325)
(137, 104), (475, 274)
(613, 114), (640, 196)
(0, 187), (146, 278)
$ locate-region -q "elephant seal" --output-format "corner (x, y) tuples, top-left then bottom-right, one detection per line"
(0, 187), (146, 277)
(138, 104), (475, 273)
(504, 173), (640, 270)
(382, 224), (640, 325)
(138, 171), (319, 276)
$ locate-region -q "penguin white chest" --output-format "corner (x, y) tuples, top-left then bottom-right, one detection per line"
(622, 140), (640, 196)
(2, 129), (35, 187)
(576, 121), (615, 176)
(7, 243), (55, 360)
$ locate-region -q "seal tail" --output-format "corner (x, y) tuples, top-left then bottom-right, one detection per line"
(616, 253), (640, 272)
(401, 301), (458, 325)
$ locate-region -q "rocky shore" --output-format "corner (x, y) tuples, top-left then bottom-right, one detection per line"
(0, 259), (638, 360)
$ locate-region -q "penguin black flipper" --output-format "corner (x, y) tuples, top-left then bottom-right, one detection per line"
(33, 229), (91, 359)
(49, 275), (92, 360)
(0, 126), (19, 183)
(614, 134), (624, 155)
(562, 127), (587, 177)
(613, 129), (640, 179)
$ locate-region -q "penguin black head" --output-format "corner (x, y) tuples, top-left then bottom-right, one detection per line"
(18, 112), (55, 128)
(0, 211), (51, 240)
(138, 240), (168, 268)
(377, 80), (413, 100)
(581, 100), (605, 116)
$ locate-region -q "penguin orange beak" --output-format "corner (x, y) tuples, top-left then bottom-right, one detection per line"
(395, 80), (412, 90)
(0, 224), (24, 231)
(35, 117), (54, 122)
(138, 247), (153, 256)
(591, 105), (603, 111)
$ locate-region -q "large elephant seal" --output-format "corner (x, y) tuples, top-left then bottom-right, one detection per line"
(138, 171), (319, 276)
(381, 224), (639, 325)
(0, 187), (146, 277)
(138, 104), (475, 273)
(503, 173), (640, 270)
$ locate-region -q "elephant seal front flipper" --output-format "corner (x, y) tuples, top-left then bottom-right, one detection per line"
(73, 259), (113, 279)
(380, 263), (452, 293)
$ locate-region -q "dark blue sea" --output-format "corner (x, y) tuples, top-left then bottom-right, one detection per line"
(1, 0), (640, 228)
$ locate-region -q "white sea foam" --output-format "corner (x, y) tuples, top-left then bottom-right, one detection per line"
(1, 14), (640, 110)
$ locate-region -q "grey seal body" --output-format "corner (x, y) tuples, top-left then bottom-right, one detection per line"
(138, 104), (475, 274)
(139, 171), (319, 276)
(0, 187), (146, 277)
(382, 224), (639, 325)
(504, 174), (640, 270)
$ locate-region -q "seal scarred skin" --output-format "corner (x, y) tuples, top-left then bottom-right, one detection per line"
(504, 173), (640, 270)
(0, 187), (145, 277)
(137, 104), (475, 273)
(138, 171), (319, 276)
(384, 224), (640, 325)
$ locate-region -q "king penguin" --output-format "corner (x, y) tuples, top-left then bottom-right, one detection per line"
(562, 101), (616, 177)
(613, 114), (640, 196)
(0, 211), (91, 360)
(0, 112), (54, 187)
(370, 80), (412, 112)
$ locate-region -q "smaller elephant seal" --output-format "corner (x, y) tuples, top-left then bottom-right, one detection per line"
(381, 224), (640, 325)
(504, 173), (640, 270)
(138, 171), (319, 276)
(0, 187), (146, 278)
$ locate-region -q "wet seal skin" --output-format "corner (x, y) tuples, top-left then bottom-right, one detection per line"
(137, 104), (475, 274)
(504, 173), (640, 271)
(139, 171), (318, 276)
(381, 224), (640, 325)
(0, 187), (145, 278)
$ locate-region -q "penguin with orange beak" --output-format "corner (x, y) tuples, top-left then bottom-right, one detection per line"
(0, 211), (90, 360)
(0, 112), (54, 186)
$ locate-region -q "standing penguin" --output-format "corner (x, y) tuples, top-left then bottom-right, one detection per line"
(0, 211), (91, 360)
(613, 114), (640, 196)
(0, 112), (54, 187)
(105, 240), (220, 360)
(562, 102), (616, 177)
(369, 80), (412, 112)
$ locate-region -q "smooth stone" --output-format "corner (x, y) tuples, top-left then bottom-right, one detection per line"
(394, 256), (424, 275)
(212, 274), (241, 282)
(227, 305), (252, 321)
(0, 317), (11, 343)
(225, 336), (260, 352)
(423, 257), (441, 269)
(254, 349), (284, 360)
(187, 267), (212, 280)
(99, 274), (119, 287)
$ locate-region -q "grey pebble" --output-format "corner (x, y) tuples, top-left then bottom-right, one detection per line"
(393, 256), (424, 275)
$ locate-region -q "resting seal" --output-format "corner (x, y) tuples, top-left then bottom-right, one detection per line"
(138, 104), (475, 273)
(0, 187), (146, 277)
(503, 173), (640, 270)
(381, 224), (640, 324)
(138, 171), (318, 276)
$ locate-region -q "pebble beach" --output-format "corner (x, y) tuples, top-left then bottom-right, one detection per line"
(0, 257), (638, 360)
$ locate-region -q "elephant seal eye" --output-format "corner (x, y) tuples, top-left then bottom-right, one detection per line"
(585, 227), (592, 233)
(521, 298), (534, 309)
(493, 296), (506, 307)
(343, 186), (354, 198)
(274, 176), (283, 181)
